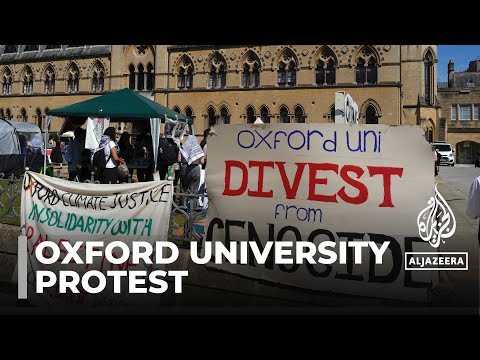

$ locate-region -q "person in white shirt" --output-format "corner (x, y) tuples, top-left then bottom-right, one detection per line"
(96, 127), (125, 184)
(466, 175), (480, 245)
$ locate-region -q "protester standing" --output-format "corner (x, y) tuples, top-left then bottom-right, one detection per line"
(179, 135), (205, 208)
(66, 128), (82, 181)
(118, 132), (134, 182)
(158, 136), (179, 180)
(49, 137), (63, 164)
(95, 127), (124, 184)
(134, 133), (153, 182)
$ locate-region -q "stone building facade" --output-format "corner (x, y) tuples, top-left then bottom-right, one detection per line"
(437, 58), (480, 164)
(0, 45), (440, 140)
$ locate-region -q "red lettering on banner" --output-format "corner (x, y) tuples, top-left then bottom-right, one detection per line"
(338, 165), (368, 205)
(307, 163), (339, 203)
(26, 226), (34, 241)
(367, 166), (403, 207)
(222, 160), (403, 207)
(223, 160), (248, 196)
(247, 160), (274, 198)
(276, 162), (307, 199)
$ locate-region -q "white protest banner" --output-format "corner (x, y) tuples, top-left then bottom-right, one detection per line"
(204, 124), (437, 302)
(20, 171), (173, 304)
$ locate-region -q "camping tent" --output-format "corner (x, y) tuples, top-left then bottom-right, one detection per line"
(46, 88), (192, 171)
(0, 119), (44, 177)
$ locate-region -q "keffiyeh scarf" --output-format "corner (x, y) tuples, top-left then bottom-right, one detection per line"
(180, 135), (204, 165)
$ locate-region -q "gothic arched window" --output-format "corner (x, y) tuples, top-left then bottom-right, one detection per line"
(424, 50), (435, 105)
(207, 106), (216, 127)
(277, 49), (297, 87)
(67, 64), (80, 93)
(279, 106), (289, 123)
(91, 62), (105, 92)
(260, 106), (270, 123)
(208, 53), (227, 89)
(22, 66), (34, 95)
(177, 56), (194, 90)
(294, 106), (305, 123)
(129, 64), (135, 90)
(146, 63), (154, 90)
(185, 106), (193, 119)
(3, 68), (13, 95)
(44, 65), (56, 94)
(137, 63), (144, 90)
(315, 47), (337, 85)
(36, 108), (43, 129)
(355, 46), (378, 84)
(220, 106), (230, 124)
(365, 104), (379, 124)
(246, 106), (255, 124)
(21, 108), (27, 122)
(242, 51), (261, 88)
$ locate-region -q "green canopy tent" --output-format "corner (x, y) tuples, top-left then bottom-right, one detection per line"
(45, 88), (192, 175)
(47, 88), (192, 122)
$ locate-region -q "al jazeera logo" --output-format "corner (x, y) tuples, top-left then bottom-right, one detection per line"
(406, 184), (468, 270)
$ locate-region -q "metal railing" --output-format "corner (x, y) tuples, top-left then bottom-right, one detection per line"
(0, 173), (23, 220)
(169, 191), (207, 245)
(0, 171), (206, 246)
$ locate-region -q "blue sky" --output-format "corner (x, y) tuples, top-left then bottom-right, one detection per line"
(437, 45), (480, 82)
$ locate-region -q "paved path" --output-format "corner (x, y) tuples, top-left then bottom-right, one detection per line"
(433, 165), (479, 309)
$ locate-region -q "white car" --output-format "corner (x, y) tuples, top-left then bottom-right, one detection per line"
(432, 142), (455, 166)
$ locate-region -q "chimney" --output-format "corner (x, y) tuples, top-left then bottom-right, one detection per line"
(448, 58), (454, 88)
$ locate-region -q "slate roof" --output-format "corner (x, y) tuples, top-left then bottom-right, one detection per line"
(453, 72), (480, 89)
(0, 45), (111, 64)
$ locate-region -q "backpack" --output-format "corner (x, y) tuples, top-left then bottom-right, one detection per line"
(159, 139), (178, 166)
(92, 148), (111, 181)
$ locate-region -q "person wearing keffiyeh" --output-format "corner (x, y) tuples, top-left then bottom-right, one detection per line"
(180, 135), (204, 165)
(179, 135), (205, 207)
(94, 127), (125, 184)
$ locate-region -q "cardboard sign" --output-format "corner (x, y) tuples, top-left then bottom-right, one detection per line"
(204, 124), (436, 302)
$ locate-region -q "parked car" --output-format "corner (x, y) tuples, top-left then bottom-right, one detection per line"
(432, 142), (455, 166)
